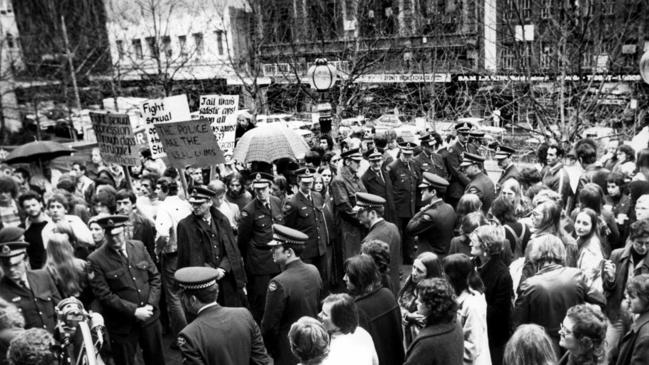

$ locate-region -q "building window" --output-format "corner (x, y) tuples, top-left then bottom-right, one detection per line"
(215, 30), (224, 56)
(540, 46), (552, 69)
(192, 33), (204, 57)
(116, 40), (124, 59)
(132, 39), (143, 59)
(178, 35), (187, 58)
(540, 0), (551, 19)
(502, 48), (515, 70)
(603, 0), (614, 15)
(145, 36), (158, 58)
(504, 0), (514, 19)
(161, 36), (171, 58)
(520, 0), (531, 19)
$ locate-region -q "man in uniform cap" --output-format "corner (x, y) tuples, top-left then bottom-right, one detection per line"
(261, 224), (323, 365)
(0, 231), (61, 333)
(355, 192), (402, 294)
(441, 121), (479, 209)
(461, 153), (495, 214)
(86, 215), (165, 365)
(387, 142), (419, 264)
(175, 267), (271, 365)
(177, 186), (247, 308)
(468, 130), (486, 153)
(283, 167), (329, 283)
(413, 132), (448, 209)
(361, 149), (396, 224)
(406, 172), (456, 256)
(238, 172), (285, 322)
(495, 145), (521, 192)
(330, 148), (367, 282)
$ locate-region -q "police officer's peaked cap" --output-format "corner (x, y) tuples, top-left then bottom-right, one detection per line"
(454, 121), (474, 134)
(268, 224), (308, 247)
(460, 153), (485, 167)
(418, 172), (450, 189)
(295, 168), (315, 183)
(0, 241), (28, 260)
(494, 145), (516, 160)
(399, 142), (415, 154)
(0, 227), (25, 244)
(469, 130), (485, 138)
(93, 215), (130, 230)
(368, 148), (382, 161)
(354, 192), (386, 209)
(251, 172), (274, 189)
(188, 185), (217, 203)
(340, 148), (363, 161)
(174, 267), (219, 290)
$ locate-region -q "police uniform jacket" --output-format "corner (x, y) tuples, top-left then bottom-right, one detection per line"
(178, 304), (270, 365)
(261, 259), (322, 365)
(442, 141), (472, 200)
(497, 163), (521, 190)
(361, 167), (396, 223)
(87, 240), (161, 336)
(413, 150), (448, 181)
(330, 166), (367, 259)
(283, 191), (328, 260)
(363, 219), (401, 295)
(466, 172), (496, 214)
(406, 198), (457, 256)
(177, 206), (246, 289)
(237, 196), (284, 276)
(0, 269), (61, 333)
(387, 158), (418, 218)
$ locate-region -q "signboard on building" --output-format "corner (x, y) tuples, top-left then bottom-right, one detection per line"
(139, 94), (191, 158)
(154, 118), (225, 169)
(354, 73), (451, 83)
(90, 112), (140, 166)
(198, 95), (239, 155)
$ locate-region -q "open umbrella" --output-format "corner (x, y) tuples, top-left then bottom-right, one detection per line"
(233, 124), (310, 163)
(4, 140), (75, 164)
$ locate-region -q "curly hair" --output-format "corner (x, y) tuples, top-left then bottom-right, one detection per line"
(288, 316), (330, 364)
(616, 144), (636, 162)
(504, 324), (558, 365)
(627, 274), (649, 311)
(471, 225), (506, 257)
(360, 239), (391, 284)
(0, 297), (25, 330)
(564, 304), (607, 364)
(416, 278), (457, 325)
(629, 219), (649, 241)
(7, 328), (56, 365)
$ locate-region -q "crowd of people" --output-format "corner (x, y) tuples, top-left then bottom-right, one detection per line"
(0, 120), (648, 365)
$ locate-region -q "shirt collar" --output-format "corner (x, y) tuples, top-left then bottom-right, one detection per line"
(197, 302), (219, 315)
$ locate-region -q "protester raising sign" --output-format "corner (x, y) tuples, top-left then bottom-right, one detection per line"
(139, 94), (191, 159)
(154, 118), (225, 169)
(90, 112), (141, 166)
(199, 95), (239, 154)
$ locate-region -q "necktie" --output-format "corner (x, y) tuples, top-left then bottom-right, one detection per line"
(377, 170), (384, 184)
(20, 278), (29, 289)
(119, 248), (128, 263)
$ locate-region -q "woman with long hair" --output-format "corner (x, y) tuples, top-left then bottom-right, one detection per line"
(53, 220), (94, 259)
(529, 200), (578, 267)
(344, 255), (404, 365)
(573, 208), (605, 291)
(615, 274), (649, 365)
(443, 253), (490, 365)
(491, 197), (531, 261)
(44, 233), (92, 306)
(449, 212), (490, 257)
(503, 324), (558, 365)
(224, 172), (253, 212)
(455, 194), (483, 234)
(612, 144), (636, 181)
(558, 304), (607, 365)
(499, 178), (532, 219)
(572, 183), (619, 254)
(398, 251), (444, 346)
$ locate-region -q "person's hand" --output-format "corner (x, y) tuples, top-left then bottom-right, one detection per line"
(215, 268), (226, 280)
(134, 306), (153, 321)
(616, 213), (628, 225)
(602, 260), (616, 282)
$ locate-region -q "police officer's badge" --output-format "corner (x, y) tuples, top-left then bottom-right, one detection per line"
(88, 270), (95, 280)
(268, 281), (277, 292)
(177, 336), (186, 348)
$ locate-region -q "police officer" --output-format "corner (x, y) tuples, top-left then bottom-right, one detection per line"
(406, 172), (457, 257)
(238, 172), (284, 322)
(461, 153), (496, 214)
(388, 142), (418, 264)
(361, 149), (396, 223)
(414, 133), (448, 180)
(0, 229), (61, 333)
(442, 121), (476, 208)
(468, 130), (486, 154)
(495, 145), (521, 192)
(175, 267), (271, 365)
(86, 215), (165, 365)
(261, 224), (323, 365)
(283, 167), (329, 282)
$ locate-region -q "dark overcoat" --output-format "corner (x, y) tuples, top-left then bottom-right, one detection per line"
(466, 172), (496, 214)
(361, 167), (396, 223)
(442, 141), (471, 201)
(362, 219), (402, 295)
(355, 287), (404, 365)
(615, 312), (649, 365)
(330, 166), (366, 259)
(403, 320), (464, 365)
(237, 197), (284, 276)
(497, 164), (521, 191)
(477, 256), (514, 351)
(387, 158), (418, 218)
(283, 191), (328, 260)
(406, 198), (456, 256)
(604, 246), (649, 322)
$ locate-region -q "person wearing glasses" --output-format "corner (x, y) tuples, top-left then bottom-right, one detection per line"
(558, 304), (607, 365)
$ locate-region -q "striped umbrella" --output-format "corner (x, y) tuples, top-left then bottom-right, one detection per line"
(232, 124), (310, 163)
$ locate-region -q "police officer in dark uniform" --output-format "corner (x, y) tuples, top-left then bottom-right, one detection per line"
(361, 149), (396, 223)
(261, 224), (323, 365)
(414, 133), (448, 180)
(283, 168), (329, 282)
(387, 142), (419, 264)
(495, 145), (521, 192)
(461, 153), (496, 214)
(468, 130), (486, 154)
(442, 121), (476, 208)
(238, 172), (284, 323)
(86, 215), (164, 365)
(175, 267), (271, 365)
(0, 230), (61, 333)
(406, 172), (457, 257)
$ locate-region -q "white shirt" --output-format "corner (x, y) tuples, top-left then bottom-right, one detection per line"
(216, 200), (240, 229)
(42, 214), (93, 248)
(322, 327), (378, 365)
(155, 195), (192, 253)
(457, 290), (491, 365)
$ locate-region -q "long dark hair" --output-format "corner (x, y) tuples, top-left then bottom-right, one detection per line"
(344, 255), (381, 296)
(443, 253), (485, 295)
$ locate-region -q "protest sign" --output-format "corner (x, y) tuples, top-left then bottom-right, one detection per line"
(198, 95), (239, 154)
(90, 112), (140, 166)
(139, 94), (191, 158)
(154, 118), (225, 169)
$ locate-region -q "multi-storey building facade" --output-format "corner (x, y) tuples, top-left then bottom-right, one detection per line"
(0, 0), (22, 132)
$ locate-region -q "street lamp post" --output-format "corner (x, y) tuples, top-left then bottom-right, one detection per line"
(306, 58), (338, 135)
